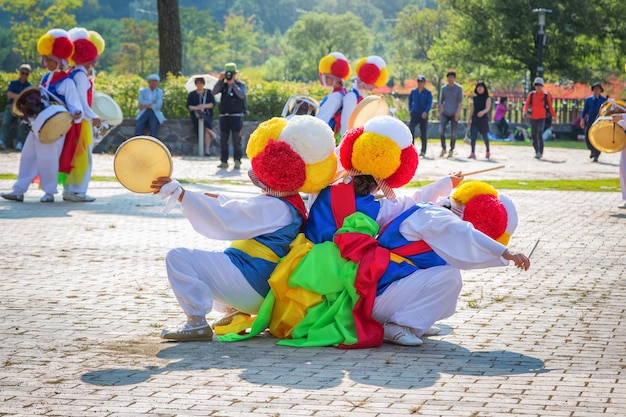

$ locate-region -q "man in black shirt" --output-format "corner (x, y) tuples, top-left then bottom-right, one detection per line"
(212, 63), (247, 170)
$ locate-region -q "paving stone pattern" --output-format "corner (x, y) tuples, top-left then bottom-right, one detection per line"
(0, 145), (624, 416)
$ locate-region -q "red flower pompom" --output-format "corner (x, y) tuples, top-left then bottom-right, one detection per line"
(251, 141), (306, 192)
(358, 62), (380, 85)
(385, 146), (418, 188)
(72, 38), (98, 64)
(463, 194), (507, 240)
(339, 126), (364, 170)
(331, 59), (350, 80)
(52, 37), (74, 59)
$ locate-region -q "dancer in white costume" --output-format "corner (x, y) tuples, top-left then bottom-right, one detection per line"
(152, 116), (339, 341)
(372, 181), (530, 346)
(63, 27), (105, 202)
(1, 29), (82, 203)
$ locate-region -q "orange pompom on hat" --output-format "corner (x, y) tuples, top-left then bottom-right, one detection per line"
(68, 27), (105, 65)
(339, 115), (418, 199)
(37, 29), (74, 67)
(450, 181), (518, 245)
(318, 52), (351, 81)
(246, 115), (338, 195)
(355, 55), (388, 88)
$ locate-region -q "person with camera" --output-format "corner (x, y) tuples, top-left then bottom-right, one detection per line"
(212, 63), (247, 170)
(187, 77), (216, 156)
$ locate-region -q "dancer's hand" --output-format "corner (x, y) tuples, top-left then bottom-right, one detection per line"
(503, 249), (530, 271)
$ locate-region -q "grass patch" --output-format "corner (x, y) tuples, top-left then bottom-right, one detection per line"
(408, 178), (619, 192)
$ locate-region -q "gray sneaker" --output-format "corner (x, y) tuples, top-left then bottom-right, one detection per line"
(63, 192), (96, 202)
(40, 193), (54, 203)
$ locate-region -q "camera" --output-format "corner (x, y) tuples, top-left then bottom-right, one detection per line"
(225, 71), (233, 81)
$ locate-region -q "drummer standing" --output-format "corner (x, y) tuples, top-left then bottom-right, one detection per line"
(63, 27), (105, 202)
(1, 29), (83, 203)
(580, 82), (607, 163)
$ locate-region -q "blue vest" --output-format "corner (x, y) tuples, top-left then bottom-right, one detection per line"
(225, 198), (303, 297)
(304, 184), (380, 244)
(376, 204), (446, 295)
(40, 72), (68, 105)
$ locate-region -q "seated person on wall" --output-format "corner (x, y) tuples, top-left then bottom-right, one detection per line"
(187, 77), (217, 156)
(135, 74), (165, 138)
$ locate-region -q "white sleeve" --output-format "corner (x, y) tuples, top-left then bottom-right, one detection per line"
(398, 204), (508, 269)
(376, 196), (420, 228)
(340, 92), (358, 135)
(72, 71), (99, 120)
(316, 91), (343, 125)
(412, 177), (453, 203)
(180, 192), (295, 241)
(57, 79), (84, 122)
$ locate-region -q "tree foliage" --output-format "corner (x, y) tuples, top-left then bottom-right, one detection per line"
(0, 0), (81, 65)
(282, 12), (373, 81)
(112, 18), (158, 76)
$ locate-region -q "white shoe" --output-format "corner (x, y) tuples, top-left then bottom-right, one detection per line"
(423, 326), (441, 336)
(619, 202), (626, 209)
(63, 192), (96, 202)
(40, 193), (54, 203)
(383, 323), (423, 346)
(1, 192), (24, 202)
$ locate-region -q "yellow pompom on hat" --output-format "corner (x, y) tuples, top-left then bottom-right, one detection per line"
(318, 52), (351, 81)
(339, 115), (418, 199)
(68, 27), (105, 66)
(355, 55), (388, 88)
(246, 115), (338, 195)
(37, 29), (74, 67)
(451, 181), (518, 245)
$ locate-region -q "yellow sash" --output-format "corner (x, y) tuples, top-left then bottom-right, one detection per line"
(230, 239), (280, 264)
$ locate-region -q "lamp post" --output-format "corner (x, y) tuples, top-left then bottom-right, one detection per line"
(532, 8), (552, 79)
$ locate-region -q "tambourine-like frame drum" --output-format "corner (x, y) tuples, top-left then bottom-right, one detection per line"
(588, 116), (626, 153)
(92, 91), (123, 126)
(114, 136), (173, 193)
(347, 95), (390, 130)
(32, 105), (74, 144)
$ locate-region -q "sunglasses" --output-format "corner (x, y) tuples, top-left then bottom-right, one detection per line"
(20, 71), (30, 75)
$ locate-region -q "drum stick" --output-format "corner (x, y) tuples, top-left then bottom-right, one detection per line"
(462, 165), (505, 177)
(528, 238), (540, 259)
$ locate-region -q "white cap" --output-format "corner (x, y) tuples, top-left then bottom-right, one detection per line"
(147, 74), (160, 82)
(533, 77), (544, 86)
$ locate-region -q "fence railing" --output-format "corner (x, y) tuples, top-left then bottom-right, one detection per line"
(423, 98), (586, 124)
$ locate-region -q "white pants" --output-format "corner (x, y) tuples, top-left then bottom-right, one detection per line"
(12, 131), (65, 195)
(65, 143), (93, 195)
(372, 265), (463, 337)
(165, 248), (264, 318)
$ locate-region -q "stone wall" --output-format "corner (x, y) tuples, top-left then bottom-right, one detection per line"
(93, 118), (260, 157)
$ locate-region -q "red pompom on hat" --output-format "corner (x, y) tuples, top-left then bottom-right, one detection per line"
(463, 194), (508, 241)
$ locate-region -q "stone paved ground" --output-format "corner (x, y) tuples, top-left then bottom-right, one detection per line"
(0, 144), (624, 417)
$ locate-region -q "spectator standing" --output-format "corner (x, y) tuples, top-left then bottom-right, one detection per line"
(212, 62), (246, 170)
(135, 74), (165, 138)
(467, 81), (492, 160)
(438, 70), (463, 158)
(522, 77), (555, 159)
(408, 75), (433, 157)
(0, 64), (33, 151)
(493, 96), (510, 138)
(187, 77), (216, 156)
(580, 82), (608, 162)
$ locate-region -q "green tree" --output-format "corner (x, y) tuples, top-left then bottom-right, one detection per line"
(393, 4), (450, 87)
(218, 13), (260, 68)
(112, 18), (158, 76)
(282, 12), (373, 81)
(0, 0), (82, 65)
(88, 18), (121, 73)
(179, 7), (223, 75)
